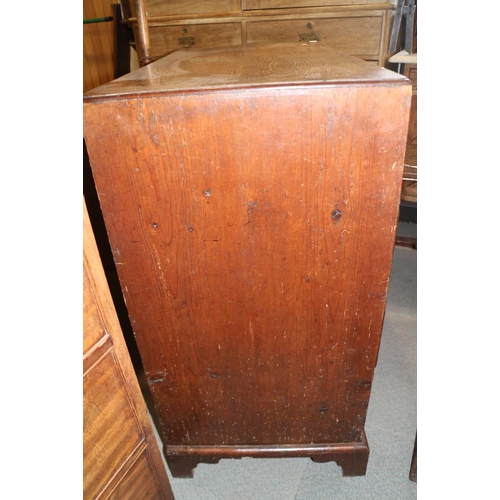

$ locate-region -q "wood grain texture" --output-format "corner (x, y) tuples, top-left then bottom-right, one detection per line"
(84, 42), (407, 98)
(166, 436), (369, 477)
(136, 0), (153, 65)
(84, 200), (174, 499)
(84, 44), (411, 477)
(401, 62), (416, 203)
(245, 16), (382, 58)
(83, 0), (115, 92)
(142, 0), (240, 17)
(147, 22), (243, 59)
(83, 267), (107, 354)
(243, 0), (386, 10)
(122, 1), (394, 66)
(84, 351), (145, 496)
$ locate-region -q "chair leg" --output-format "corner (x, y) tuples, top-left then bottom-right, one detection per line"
(134, 0), (152, 66)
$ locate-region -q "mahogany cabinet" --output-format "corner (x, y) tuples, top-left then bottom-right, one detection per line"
(84, 199), (174, 498)
(121, 0), (395, 66)
(83, 43), (411, 478)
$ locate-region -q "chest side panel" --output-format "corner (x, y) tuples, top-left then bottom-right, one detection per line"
(84, 84), (410, 446)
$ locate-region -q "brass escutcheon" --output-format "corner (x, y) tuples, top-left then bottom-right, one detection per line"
(178, 36), (195, 48)
(299, 32), (321, 43)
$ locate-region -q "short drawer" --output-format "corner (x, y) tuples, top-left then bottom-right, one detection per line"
(243, 0), (384, 9)
(139, 0), (241, 17)
(245, 16), (382, 58)
(147, 23), (243, 59)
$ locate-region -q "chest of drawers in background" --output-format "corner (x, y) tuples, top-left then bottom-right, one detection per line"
(83, 43), (411, 478)
(121, 0), (395, 66)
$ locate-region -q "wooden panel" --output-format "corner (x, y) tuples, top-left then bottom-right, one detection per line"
(84, 351), (144, 498)
(401, 62), (416, 203)
(83, 43), (403, 97)
(83, 268), (106, 354)
(147, 23), (242, 59)
(141, 0), (240, 17)
(405, 63), (417, 145)
(124, 1), (394, 69)
(85, 84), (408, 445)
(83, 199), (174, 499)
(243, 0), (385, 9)
(83, 0), (115, 92)
(84, 44), (410, 477)
(107, 450), (169, 500)
(246, 16), (382, 57)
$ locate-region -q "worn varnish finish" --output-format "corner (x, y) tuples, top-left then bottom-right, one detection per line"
(84, 43), (411, 478)
(83, 199), (175, 498)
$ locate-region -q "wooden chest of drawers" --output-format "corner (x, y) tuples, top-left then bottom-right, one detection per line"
(122, 0), (395, 66)
(83, 200), (174, 499)
(83, 43), (411, 478)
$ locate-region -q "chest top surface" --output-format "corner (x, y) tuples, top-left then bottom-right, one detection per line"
(83, 43), (408, 101)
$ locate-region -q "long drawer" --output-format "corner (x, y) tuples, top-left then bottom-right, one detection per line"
(246, 16), (382, 59)
(243, 0), (384, 9)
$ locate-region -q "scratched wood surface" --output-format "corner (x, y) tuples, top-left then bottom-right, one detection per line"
(84, 44), (411, 472)
(83, 43), (407, 99)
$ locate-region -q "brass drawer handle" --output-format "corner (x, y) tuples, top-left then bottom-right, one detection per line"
(299, 32), (321, 43)
(178, 36), (195, 48)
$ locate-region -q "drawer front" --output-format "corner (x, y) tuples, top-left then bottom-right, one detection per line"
(148, 23), (243, 59)
(143, 0), (241, 17)
(106, 451), (167, 500)
(246, 16), (382, 58)
(83, 351), (144, 499)
(83, 267), (107, 354)
(243, 0), (384, 9)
